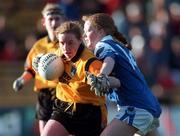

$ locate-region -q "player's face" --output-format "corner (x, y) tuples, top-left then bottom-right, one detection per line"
(57, 33), (81, 60)
(44, 15), (64, 39)
(83, 21), (102, 51)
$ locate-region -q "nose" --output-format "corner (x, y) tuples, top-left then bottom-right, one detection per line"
(51, 19), (57, 28)
(83, 33), (86, 38)
(62, 43), (70, 52)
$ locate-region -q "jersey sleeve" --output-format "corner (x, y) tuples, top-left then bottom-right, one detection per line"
(85, 57), (103, 76)
(94, 42), (116, 61)
(24, 45), (37, 76)
(24, 41), (44, 76)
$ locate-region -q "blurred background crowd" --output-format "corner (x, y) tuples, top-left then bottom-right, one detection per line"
(0, 0), (179, 135)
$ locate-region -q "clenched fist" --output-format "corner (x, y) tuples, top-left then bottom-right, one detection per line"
(86, 72), (110, 96)
(13, 77), (24, 92)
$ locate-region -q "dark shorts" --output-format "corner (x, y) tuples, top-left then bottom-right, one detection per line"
(51, 99), (102, 136)
(35, 88), (56, 121)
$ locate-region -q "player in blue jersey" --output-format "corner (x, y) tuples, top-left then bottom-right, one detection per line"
(82, 13), (162, 136)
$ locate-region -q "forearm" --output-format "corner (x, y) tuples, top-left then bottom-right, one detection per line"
(107, 76), (121, 88)
(99, 57), (120, 88)
(21, 71), (33, 84)
(100, 57), (115, 75)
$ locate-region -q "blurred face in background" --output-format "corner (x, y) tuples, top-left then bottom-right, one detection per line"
(57, 32), (81, 60)
(43, 15), (65, 41)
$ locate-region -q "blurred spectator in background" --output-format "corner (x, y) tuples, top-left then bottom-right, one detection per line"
(169, 36), (180, 86)
(0, 38), (18, 61)
(79, 0), (106, 16)
(99, 0), (124, 14)
(35, 18), (47, 39)
(119, 1), (150, 42)
(154, 64), (175, 104)
(24, 33), (37, 52)
(0, 15), (7, 51)
(114, 1), (152, 84)
(60, 0), (80, 20)
(167, 2), (180, 39)
(146, 35), (169, 85)
(167, 2), (180, 86)
(0, 15), (18, 61)
(157, 65), (174, 91)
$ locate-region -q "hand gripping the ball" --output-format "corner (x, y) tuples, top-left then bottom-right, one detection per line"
(86, 72), (110, 96)
(32, 54), (44, 73)
(13, 77), (24, 92)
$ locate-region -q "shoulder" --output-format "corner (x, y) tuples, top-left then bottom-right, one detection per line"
(96, 40), (117, 52)
(85, 57), (102, 75)
(80, 47), (102, 74)
(26, 37), (48, 58)
(29, 36), (50, 53)
(95, 40), (117, 59)
(82, 47), (95, 59)
(33, 36), (48, 47)
(85, 57), (101, 71)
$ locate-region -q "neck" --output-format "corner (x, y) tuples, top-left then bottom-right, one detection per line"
(48, 32), (55, 42)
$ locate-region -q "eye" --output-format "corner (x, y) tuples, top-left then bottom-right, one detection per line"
(83, 33), (86, 38)
(55, 17), (60, 21)
(84, 30), (88, 34)
(59, 41), (64, 45)
(68, 40), (73, 45)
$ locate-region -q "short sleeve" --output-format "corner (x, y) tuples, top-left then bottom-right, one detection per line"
(85, 57), (103, 76)
(94, 42), (116, 61)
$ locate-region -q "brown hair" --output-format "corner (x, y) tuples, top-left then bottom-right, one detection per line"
(55, 21), (82, 40)
(82, 13), (132, 50)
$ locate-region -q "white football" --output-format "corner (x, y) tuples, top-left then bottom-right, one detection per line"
(38, 53), (64, 80)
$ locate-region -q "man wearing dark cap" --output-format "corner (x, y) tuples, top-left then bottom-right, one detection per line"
(12, 3), (67, 134)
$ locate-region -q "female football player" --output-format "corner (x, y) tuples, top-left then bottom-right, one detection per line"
(83, 13), (162, 136)
(41, 21), (107, 136)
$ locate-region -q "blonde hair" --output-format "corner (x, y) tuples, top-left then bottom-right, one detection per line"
(82, 13), (132, 50)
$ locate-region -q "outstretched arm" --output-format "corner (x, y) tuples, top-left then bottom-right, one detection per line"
(107, 76), (121, 88)
(99, 57), (120, 88)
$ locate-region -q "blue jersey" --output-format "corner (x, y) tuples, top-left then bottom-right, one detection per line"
(94, 35), (161, 118)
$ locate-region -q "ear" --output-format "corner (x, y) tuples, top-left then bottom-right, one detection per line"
(99, 28), (105, 35)
(55, 31), (58, 39)
(99, 29), (106, 38)
(41, 18), (45, 27)
(79, 36), (83, 43)
(80, 36), (83, 41)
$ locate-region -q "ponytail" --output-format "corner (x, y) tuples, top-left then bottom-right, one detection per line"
(113, 30), (132, 50)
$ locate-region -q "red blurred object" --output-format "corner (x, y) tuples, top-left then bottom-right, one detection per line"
(157, 66), (175, 90)
(104, 0), (122, 14)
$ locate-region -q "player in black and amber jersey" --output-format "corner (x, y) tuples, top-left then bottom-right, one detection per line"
(41, 21), (107, 136)
(12, 3), (66, 134)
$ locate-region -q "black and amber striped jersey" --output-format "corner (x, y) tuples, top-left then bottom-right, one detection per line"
(25, 36), (61, 92)
(56, 44), (104, 105)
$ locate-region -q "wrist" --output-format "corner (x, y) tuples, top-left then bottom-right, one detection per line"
(19, 77), (25, 85)
(21, 71), (33, 84)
